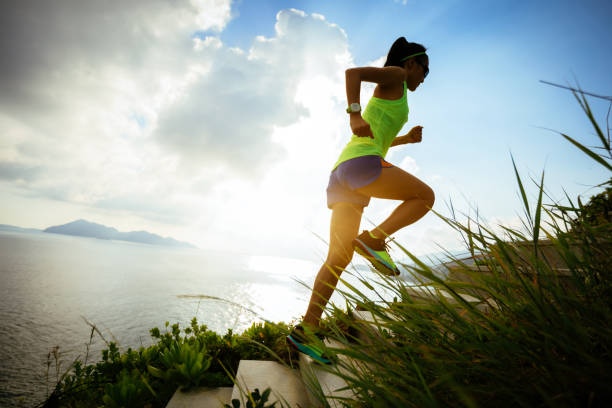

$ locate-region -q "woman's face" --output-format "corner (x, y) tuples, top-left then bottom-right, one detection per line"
(405, 56), (429, 91)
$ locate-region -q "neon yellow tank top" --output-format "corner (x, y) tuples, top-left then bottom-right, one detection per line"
(333, 81), (409, 170)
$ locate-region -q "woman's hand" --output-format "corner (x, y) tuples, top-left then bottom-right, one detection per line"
(350, 114), (374, 138)
(407, 126), (423, 143)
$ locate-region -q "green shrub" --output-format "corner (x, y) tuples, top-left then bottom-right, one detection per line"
(42, 317), (292, 407)
(102, 369), (150, 408)
(147, 341), (212, 390)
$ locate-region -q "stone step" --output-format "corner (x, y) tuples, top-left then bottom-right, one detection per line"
(298, 338), (356, 408)
(349, 309), (397, 345)
(345, 286), (491, 324)
(405, 285), (480, 302)
(445, 252), (575, 279)
(166, 386), (233, 408)
(231, 360), (310, 407)
(444, 253), (580, 297)
(405, 286), (494, 312)
(350, 290), (496, 344)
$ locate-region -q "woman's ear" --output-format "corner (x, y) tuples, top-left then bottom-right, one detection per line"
(403, 59), (415, 72)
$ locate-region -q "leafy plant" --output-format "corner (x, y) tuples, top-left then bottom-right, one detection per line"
(569, 180), (611, 231)
(237, 321), (294, 363)
(40, 316), (294, 407)
(102, 369), (151, 408)
(224, 388), (277, 408)
(147, 341), (212, 390)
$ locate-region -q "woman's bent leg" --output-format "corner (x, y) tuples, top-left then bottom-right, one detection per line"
(303, 203), (363, 328)
(355, 166), (434, 237)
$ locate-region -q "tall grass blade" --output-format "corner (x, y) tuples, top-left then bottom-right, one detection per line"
(561, 133), (612, 171)
(511, 154), (533, 226)
(571, 86), (611, 154)
(533, 170), (545, 247)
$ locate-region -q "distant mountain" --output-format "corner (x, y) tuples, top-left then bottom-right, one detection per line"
(0, 224), (41, 233)
(43, 219), (196, 248)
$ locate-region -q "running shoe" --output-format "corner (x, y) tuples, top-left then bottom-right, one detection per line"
(353, 230), (401, 276)
(286, 325), (332, 365)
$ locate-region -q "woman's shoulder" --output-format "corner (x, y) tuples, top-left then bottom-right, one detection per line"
(347, 66), (405, 87)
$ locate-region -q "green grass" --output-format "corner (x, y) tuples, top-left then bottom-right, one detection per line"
(305, 87), (612, 408)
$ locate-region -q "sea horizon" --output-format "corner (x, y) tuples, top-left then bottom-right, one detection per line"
(0, 228), (461, 406)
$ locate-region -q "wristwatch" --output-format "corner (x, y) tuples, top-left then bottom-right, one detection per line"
(346, 102), (361, 114)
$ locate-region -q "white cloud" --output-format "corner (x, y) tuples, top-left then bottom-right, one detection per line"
(169, 10), (355, 256)
(0, 4), (485, 260)
(0, 5), (360, 257)
(191, 0), (233, 31)
(399, 156), (419, 173)
(194, 36), (223, 50)
(0, 0), (236, 203)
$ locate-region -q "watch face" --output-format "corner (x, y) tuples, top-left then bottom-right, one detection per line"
(351, 103), (360, 112)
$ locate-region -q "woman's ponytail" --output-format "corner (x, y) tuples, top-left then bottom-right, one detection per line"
(384, 37), (427, 67)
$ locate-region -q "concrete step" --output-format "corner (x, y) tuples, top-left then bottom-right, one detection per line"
(445, 251), (576, 280)
(348, 292), (494, 347)
(231, 360), (310, 407)
(349, 309), (397, 345)
(298, 338), (356, 408)
(404, 285), (480, 302)
(166, 386), (233, 408)
(405, 286), (494, 313)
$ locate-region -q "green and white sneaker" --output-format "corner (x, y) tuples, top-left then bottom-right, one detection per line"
(286, 325), (332, 365)
(353, 230), (401, 276)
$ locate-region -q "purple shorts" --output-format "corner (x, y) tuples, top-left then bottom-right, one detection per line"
(326, 155), (394, 210)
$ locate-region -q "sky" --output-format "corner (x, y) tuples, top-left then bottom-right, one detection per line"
(1, 0), (611, 262)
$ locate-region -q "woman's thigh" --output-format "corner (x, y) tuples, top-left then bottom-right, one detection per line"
(327, 203), (363, 265)
(355, 165), (434, 202)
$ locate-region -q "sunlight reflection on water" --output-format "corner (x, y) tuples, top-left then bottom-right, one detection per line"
(0, 230), (419, 407)
(247, 255), (316, 281)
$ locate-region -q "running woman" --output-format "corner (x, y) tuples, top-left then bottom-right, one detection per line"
(287, 38), (434, 364)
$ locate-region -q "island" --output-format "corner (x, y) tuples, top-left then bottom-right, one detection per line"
(42, 219), (196, 248)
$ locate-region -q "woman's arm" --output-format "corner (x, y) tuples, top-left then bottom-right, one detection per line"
(390, 135), (409, 147)
(345, 66), (405, 138)
(390, 126), (423, 147)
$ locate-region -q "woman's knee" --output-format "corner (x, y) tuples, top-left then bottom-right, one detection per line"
(325, 251), (353, 271)
(407, 184), (434, 208)
(421, 185), (435, 209)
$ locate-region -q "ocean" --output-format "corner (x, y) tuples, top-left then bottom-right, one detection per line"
(0, 229), (420, 407)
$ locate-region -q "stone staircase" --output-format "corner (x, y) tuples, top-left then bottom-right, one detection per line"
(166, 387), (233, 408)
(166, 241), (587, 406)
(165, 282), (498, 407)
(443, 242), (582, 297)
(165, 310), (388, 408)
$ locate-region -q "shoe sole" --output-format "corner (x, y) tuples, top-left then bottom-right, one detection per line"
(353, 240), (401, 276)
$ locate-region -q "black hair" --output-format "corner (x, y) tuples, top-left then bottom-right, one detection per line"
(384, 37), (427, 68)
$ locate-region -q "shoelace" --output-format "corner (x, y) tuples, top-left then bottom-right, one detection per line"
(384, 236), (395, 251)
(359, 232), (395, 252)
(375, 235), (395, 252)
